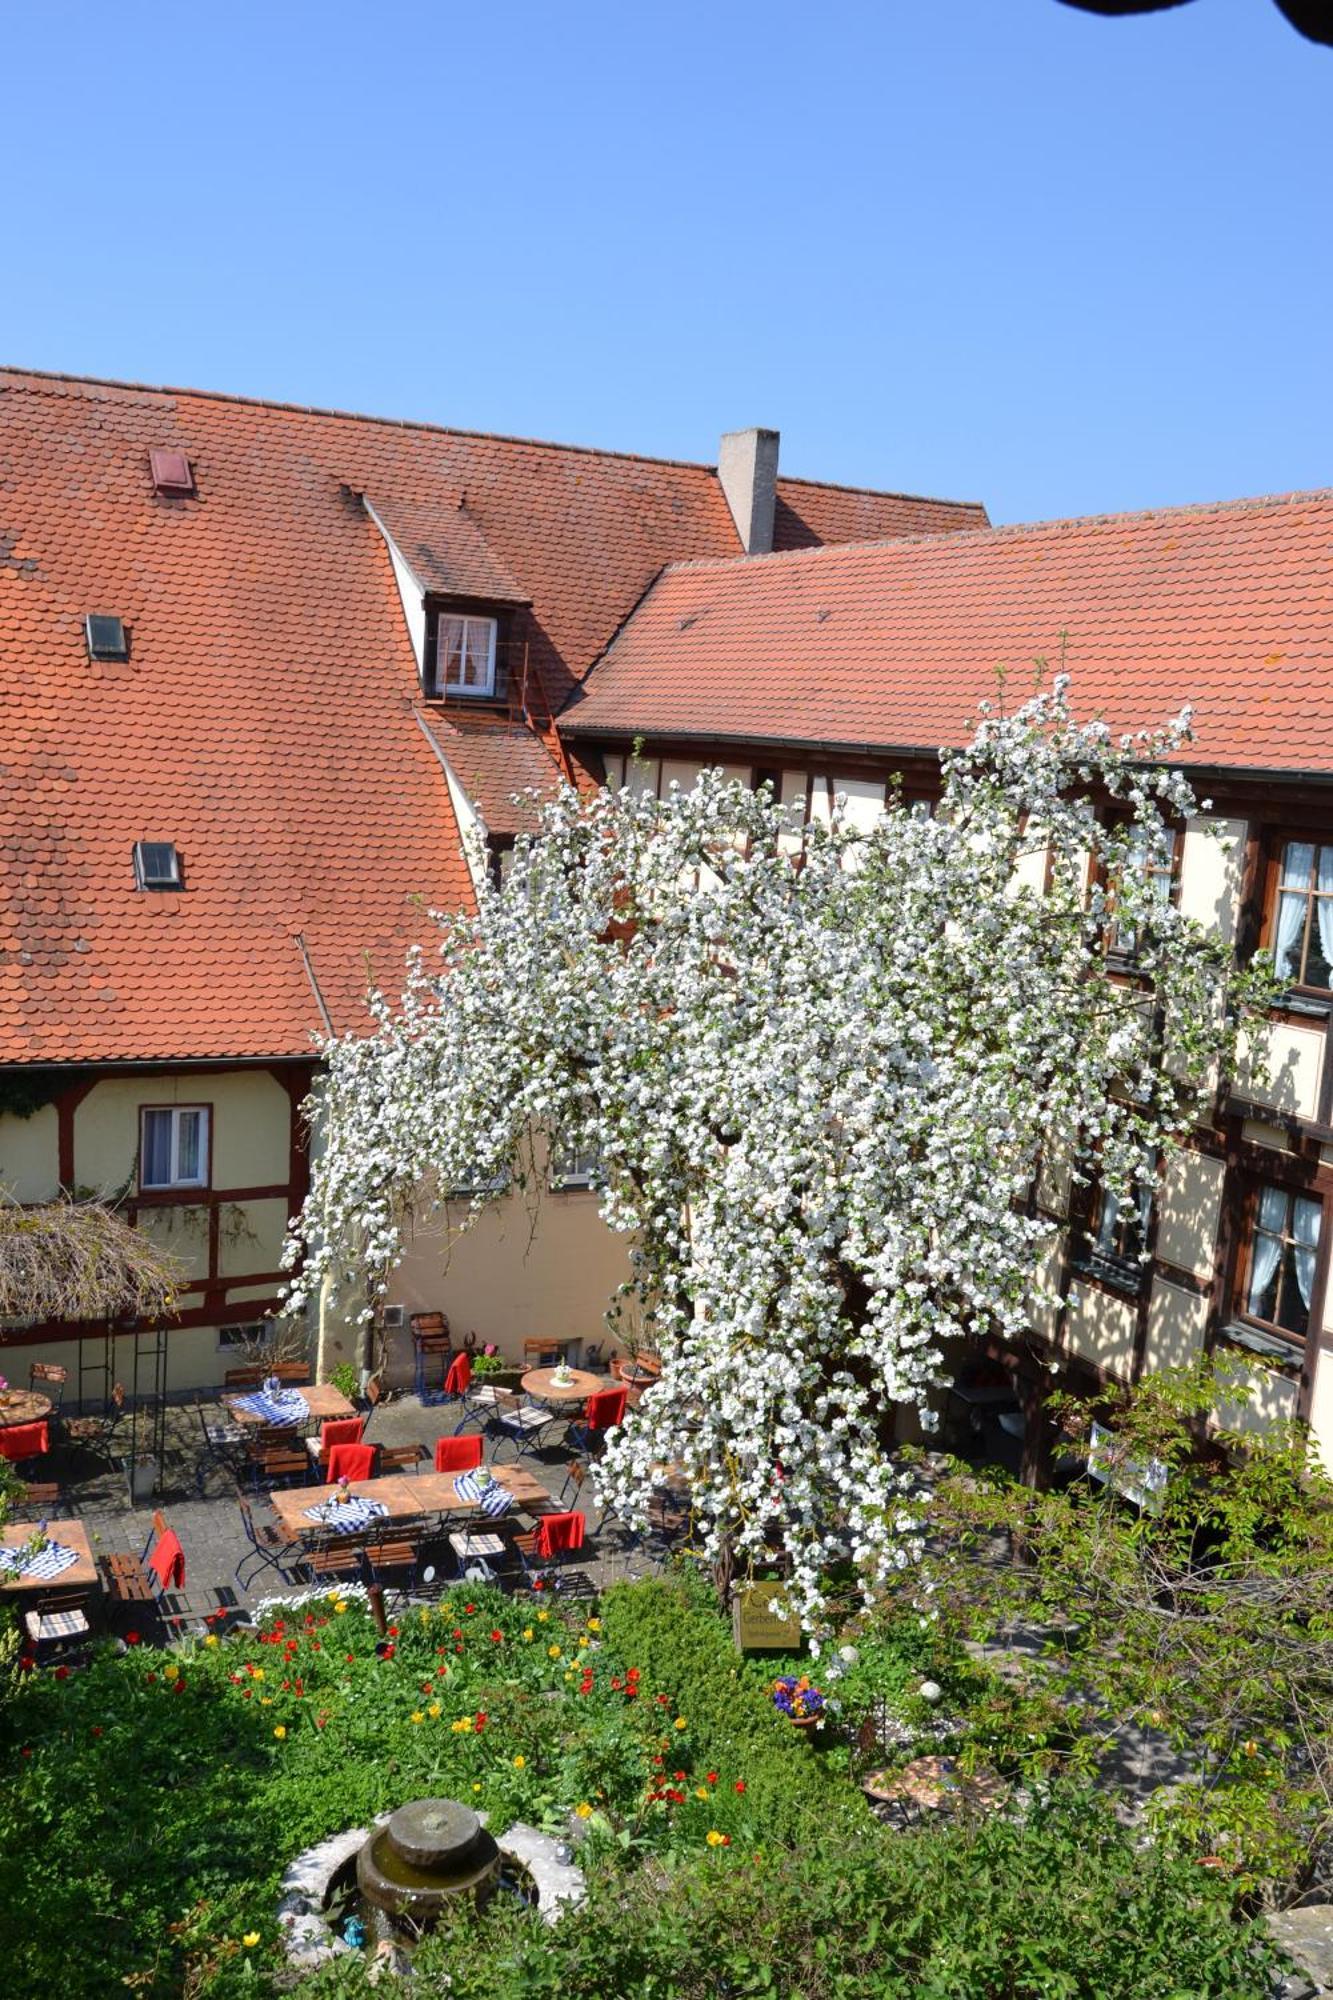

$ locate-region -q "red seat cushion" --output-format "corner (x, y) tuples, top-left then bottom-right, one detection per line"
(434, 1433), (484, 1473)
(148, 1529), (185, 1591)
(584, 1387), (628, 1430)
(0, 1422), (49, 1462)
(326, 1441), (377, 1484)
(316, 1417), (364, 1463)
(444, 1352), (471, 1396)
(537, 1512), (585, 1558)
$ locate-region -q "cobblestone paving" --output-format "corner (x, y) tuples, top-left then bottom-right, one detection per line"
(31, 1389), (659, 1641)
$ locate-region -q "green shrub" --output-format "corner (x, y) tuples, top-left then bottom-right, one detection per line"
(282, 1789), (1278, 2000)
(598, 1574), (866, 1845)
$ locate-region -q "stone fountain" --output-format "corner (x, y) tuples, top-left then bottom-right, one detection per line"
(278, 1799), (586, 1975)
(357, 1799), (501, 1925)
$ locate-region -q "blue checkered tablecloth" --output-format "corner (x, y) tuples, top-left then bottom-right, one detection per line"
(0, 1537), (80, 1581)
(234, 1389), (308, 1427)
(453, 1471), (514, 1517)
(302, 1496), (389, 1533)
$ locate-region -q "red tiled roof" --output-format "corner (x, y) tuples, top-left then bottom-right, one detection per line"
(0, 368), (981, 1064)
(367, 495), (530, 604)
(417, 710), (564, 835)
(564, 491), (1333, 773)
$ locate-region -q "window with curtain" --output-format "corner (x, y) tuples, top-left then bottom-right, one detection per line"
(1271, 840), (1333, 991)
(437, 614), (497, 697)
(1243, 1183), (1321, 1344)
(140, 1106), (209, 1190)
(1079, 1148), (1157, 1290)
(1107, 823), (1177, 959)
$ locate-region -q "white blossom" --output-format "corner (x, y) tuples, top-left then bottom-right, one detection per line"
(283, 686), (1264, 1631)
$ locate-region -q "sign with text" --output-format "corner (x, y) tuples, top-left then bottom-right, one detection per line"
(732, 1580), (802, 1653)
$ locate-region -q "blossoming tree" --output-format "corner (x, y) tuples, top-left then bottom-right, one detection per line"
(285, 683), (1267, 1628)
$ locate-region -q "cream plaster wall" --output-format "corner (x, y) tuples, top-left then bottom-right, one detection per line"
(1236, 1021), (1325, 1122)
(385, 1185), (633, 1389)
(0, 1068), (296, 1397)
(1065, 1281), (1139, 1379)
(0, 1104), (58, 1202)
(1155, 1152), (1224, 1281)
(1215, 1363), (1300, 1437)
(1178, 817), (1246, 948)
(1307, 1341), (1333, 1472)
(1142, 1278), (1209, 1373)
(74, 1070), (289, 1193)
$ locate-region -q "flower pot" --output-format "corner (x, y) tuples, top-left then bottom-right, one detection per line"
(478, 1367), (523, 1392)
(125, 1455), (158, 1505)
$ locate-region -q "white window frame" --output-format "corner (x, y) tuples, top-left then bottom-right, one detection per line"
(552, 1142), (600, 1190)
(140, 1105), (210, 1191)
(438, 614), (498, 698)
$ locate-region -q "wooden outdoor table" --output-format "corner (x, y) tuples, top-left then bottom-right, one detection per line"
(0, 1391), (53, 1429)
(224, 1383), (357, 1428)
(410, 1464), (550, 1514)
(520, 1367), (609, 1407)
(268, 1476), (424, 1540)
(269, 1463), (548, 1540)
(0, 1520), (98, 1594)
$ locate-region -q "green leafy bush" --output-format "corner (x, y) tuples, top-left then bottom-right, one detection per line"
(283, 1790), (1278, 2000)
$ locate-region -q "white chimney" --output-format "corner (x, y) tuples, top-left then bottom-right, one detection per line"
(718, 428), (779, 555)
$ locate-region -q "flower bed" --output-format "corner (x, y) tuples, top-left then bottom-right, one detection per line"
(0, 1575), (1283, 1999)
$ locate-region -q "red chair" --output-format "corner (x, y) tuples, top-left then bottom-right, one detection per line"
(306, 1415), (365, 1469)
(148, 1527), (186, 1591)
(326, 1440), (377, 1485)
(0, 1421), (49, 1465)
(565, 1385), (628, 1456)
(441, 1350), (492, 1434)
(434, 1433), (484, 1474)
(514, 1509), (586, 1581)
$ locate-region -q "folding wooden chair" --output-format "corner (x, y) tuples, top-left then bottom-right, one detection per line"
(376, 1442), (424, 1475)
(325, 1440), (377, 1484)
(411, 1312), (453, 1403)
(433, 1433), (484, 1474)
(512, 1510), (586, 1582)
(304, 1415), (365, 1472)
(233, 1488), (304, 1589)
(29, 1361), (68, 1411)
(247, 1426), (310, 1489)
(61, 1382), (126, 1465)
(301, 1529), (370, 1586)
(22, 1585), (93, 1660)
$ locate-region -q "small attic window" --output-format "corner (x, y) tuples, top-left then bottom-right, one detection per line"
(86, 614), (129, 661)
(150, 448), (194, 497)
(133, 841), (182, 891)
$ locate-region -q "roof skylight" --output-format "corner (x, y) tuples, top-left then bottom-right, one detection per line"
(85, 614), (129, 661)
(133, 842), (182, 891)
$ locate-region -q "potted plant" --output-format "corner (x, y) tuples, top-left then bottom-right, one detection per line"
(467, 1340), (523, 1393)
(772, 1673), (827, 1730)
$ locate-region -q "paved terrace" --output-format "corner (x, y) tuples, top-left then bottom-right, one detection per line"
(27, 1390), (659, 1638)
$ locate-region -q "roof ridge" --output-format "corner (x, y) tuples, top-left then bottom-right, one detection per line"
(777, 468), (986, 513)
(0, 365), (985, 512)
(655, 484), (1333, 579)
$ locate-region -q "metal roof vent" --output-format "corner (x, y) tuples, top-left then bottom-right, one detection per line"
(133, 842), (182, 891)
(150, 447), (194, 497)
(85, 614), (129, 661)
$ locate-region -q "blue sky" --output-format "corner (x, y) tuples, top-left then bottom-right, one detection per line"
(2, 0), (1328, 524)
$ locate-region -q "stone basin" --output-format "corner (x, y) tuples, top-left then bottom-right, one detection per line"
(356, 1799), (501, 1922)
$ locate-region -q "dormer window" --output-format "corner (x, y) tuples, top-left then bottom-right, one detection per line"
(436, 613), (498, 698)
(133, 841), (182, 890)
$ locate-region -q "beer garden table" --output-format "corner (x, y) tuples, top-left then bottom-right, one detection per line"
(224, 1383), (358, 1427)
